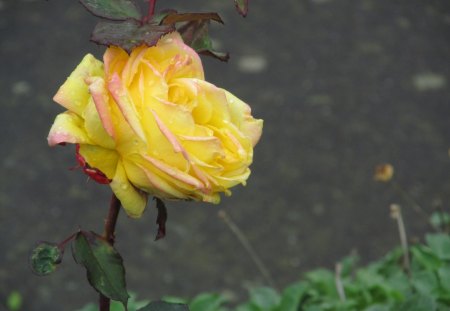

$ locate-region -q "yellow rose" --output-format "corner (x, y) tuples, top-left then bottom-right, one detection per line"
(48, 32), (263, 218)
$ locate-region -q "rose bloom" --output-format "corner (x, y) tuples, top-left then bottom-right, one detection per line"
(48, 32), (263, 218)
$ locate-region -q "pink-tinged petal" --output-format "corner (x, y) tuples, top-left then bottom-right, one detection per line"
(223, 90), (263, 146)
(48, 112), (91, 146)
(122, 45), (147, 86)
(167, 32), (204, 80)
(88, 77), (115, 138)
(82, 98), (116, 149)
(123, 158), (190, 199)
(151, 109), (211, 190)
(178, 135), (225, 163)
(150, 109), (188, 157)
(108, 73), (147, 142)
(110, 161), (148, 218)
(104, 47), (128, 77)
(53, 54), (104, 116)
(142, 155), (204, 190)
(242, 119), (263, 147)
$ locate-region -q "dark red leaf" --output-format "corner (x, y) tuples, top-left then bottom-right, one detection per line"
(162, 12), (223, 25)
(79, 0), (142, 21)
(178, 20), (229, 62)
(91, 20), (175, 52)
(154, 198), (167, 241)
(234, 0), (249, 17)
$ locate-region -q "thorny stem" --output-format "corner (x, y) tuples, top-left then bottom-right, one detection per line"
(218, 210), (275, 288)
(99, 194), (122, 311)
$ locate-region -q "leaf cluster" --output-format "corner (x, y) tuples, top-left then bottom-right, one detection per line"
(77, 233), (450, 311)
(77, 0), (250, 60)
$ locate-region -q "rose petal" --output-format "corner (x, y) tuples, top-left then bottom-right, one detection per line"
(110, 160), (148, 218)
(53, 54), (104, 116)
(78, 144), (119, 179)
(124, 159), (190, 200)
(82, 98), (116, 149)
(88, 77), (115, 138)
(104, 46), (128, 77)
(224, 90), (263, 146)
(108, 73), (147, 143)
(48, 112), (92, 146)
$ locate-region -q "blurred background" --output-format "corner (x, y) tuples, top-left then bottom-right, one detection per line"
(0, 0), (449, 310)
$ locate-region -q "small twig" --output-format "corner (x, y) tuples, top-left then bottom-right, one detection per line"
(218, 210), (275, 288)
(335, 263), (346, 302)
(100, 193), (122, 311)
(390, 204), (410, 274)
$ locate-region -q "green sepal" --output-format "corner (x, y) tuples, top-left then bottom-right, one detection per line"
(30, 242), (63, 276)
(79, 0), (142, 21)
(72, 231), (129, 308)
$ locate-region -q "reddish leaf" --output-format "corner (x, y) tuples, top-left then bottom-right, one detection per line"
(178, 20), (229, 62)
(91, 20), (175, 52)
(162, 12), (223, 25)
(79, 0), (142, 21)
(154, 197), (167, 241)
(234, 0), (249, 17)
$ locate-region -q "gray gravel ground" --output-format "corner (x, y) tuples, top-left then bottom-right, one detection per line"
(0, 0), (449, 310)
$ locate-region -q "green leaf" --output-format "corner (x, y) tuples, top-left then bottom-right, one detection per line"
(189, 293), (227, 311)
(429, 212), (450, 231)
(276, 282), (308, 311)
(363, 305), (391, 311)
(397, 294), (437, 311)
(236, 303), (260, 311)
(91, 20), (175, 52)
(248, 287), (280, 310)
(437, 266), (450, 291)
(426, 234), (450, 260)
(234, 0), (249, 17)
(178, 20), (229, 62)
(412, 270), (439, 295)
(72, 231), (129, 307)
(410, 245), (442, 270)
(6, 291), (23, 311)
(79, 0), (142, 20)
(137, 301), (189, 311)
(30, 242), (63, 276)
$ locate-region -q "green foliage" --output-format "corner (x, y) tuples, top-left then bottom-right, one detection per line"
(137, 301), (189, 311)
(30, 242), (63, 276)
(72, 231), (129, 308)
(78, 233), (450, 310)
(6, 291), (22, 311)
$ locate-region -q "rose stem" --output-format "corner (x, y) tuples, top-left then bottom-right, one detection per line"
(218, 210), (275, 288)
(143, 0), (157, 23)
(99, 193), (122, 311)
